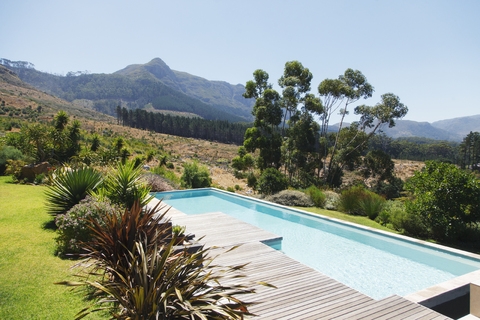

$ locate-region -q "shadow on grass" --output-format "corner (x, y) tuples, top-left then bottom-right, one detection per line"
(42, 219), (57, 231)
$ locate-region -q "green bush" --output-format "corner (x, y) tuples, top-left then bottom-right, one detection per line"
(4, 159), (25, 182)
(45, 166), (103, 216)
(257, 168), (288, 195)
(265, 190), (314, 207)
(97, 161), (153, 209)
(55, 196), (121, 255)
(181, 161), (212, 189)
(358, 192), (385, 220)
(305, 186), (326, 208)
(338, 186), (369, 214)
(406, 161), (480, 240)
(166, 162), (174, 169)
(247, 172), (257, 190)
(152, 165), (181, 186)
(226, 186), (235, 192)
(234, 184), (242, 191)
(0, 146), (24, 175)
(390, 208), (428, 237)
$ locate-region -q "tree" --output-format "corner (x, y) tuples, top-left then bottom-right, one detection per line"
(181, 161), (212, 189)
(405, 161), (480, 240)
(362, 149), (395, 184)
(460, 131), (480, 171)
(90, 134), (100, 152)
(243, 70), (283, 170)
(257, 168), (288, 195)
(54, 110), (69, 131)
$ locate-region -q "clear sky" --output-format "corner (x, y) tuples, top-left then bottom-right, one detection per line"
(1, 0), (479, 123)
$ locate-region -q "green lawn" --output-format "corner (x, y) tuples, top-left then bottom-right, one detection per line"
(0, 176), (107, 319)
(292, 206), (399, 234)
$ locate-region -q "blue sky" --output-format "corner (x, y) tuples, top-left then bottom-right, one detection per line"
(2, 0), (479, 123)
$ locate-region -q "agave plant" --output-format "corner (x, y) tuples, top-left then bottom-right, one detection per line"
(57, 201), (264, 319)
(97, 160), (153, 209)
(45, 166), (103, 216)
(359, 192), (386, 220)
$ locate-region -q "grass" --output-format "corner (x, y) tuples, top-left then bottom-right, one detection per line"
(0, 176), (108, 319)
(293, 206), (399, 234)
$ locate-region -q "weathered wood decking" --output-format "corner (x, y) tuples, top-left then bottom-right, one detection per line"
(150, 199), (450, 319)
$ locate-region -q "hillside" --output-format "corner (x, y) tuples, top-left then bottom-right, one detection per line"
(432, 115), (480, 137)
(0, 65), (113, 122)
(380, 120), (463, 141)
(115, 58), (254, 121)
(1, 58), (251, 123)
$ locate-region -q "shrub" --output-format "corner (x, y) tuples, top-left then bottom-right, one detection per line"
(34, 173), (45, 185)
(45, 166), (103, 216)
(5, 159), (25, 182)
(166, 162), (174, 169)
(55, 196), (121, 255)
(265, 190), (314, 207)
(406, 161), (480, 240)
(133, 155), (145, 168)
(305, 186), (326, 208)
(97, 161), (153, 209)
(390, 208), (428, 237)
(181, 161), (211, 189)
(338, 186), (369, 214)
(152, 165), (181, 186)
(247, 172), (257, 190)
(226, 186), (235, 192)
(324, 191), (340, 210)
(358, 192), (386, 220)
(141, 172), (175, 192)
(0, 146), (24, 175)
(57, 202), (258, 319)
(235, 184), (242, 191)
(257, 168), (288, 195)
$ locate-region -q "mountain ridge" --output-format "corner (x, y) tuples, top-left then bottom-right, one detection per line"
(115, 58), (254, 121)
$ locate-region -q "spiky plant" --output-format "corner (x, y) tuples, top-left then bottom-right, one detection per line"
(358, 192), (386, 220)
(45, 166), (103, 216)
(97, 160), (153, 209)
(57, 202), (265, 319)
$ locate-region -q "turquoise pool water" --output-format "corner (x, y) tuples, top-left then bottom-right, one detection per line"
(155, 189), (480, 300)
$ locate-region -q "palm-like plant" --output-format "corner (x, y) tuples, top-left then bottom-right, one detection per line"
(45, 166), (103, 216)
(97, 161), (153, 209)
(58, 202), (262, 319)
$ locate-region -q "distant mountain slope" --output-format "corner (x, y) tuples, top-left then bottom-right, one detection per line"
(1, 59), (246, 123)
(115, 58), (254, 121)
(380, 120), (463, 141)
(431, 114), (480, 137)
(0, 65), (113, 122)
(329, 119), (464, 142)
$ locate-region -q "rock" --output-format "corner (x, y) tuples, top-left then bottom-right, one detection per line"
(21, 162), (52, 180)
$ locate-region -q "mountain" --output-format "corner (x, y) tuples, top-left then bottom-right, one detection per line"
(329, 119), (467, 142)
(431, 115), (480, 137)
(0, 64), (113, 122)
(115, 58), (254, 121)
(0, 58), (251, 123)
(379, 120), (463, 141)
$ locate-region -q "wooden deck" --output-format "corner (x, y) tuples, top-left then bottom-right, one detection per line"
(150, 199), (451, 319)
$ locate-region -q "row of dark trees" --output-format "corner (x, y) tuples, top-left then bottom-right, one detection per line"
(115, 107), (252, 145)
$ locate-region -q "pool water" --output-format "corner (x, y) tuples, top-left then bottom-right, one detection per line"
(155, 189), (480, 300)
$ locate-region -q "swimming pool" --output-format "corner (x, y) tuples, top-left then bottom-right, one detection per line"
(155, 189), (480, 300)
